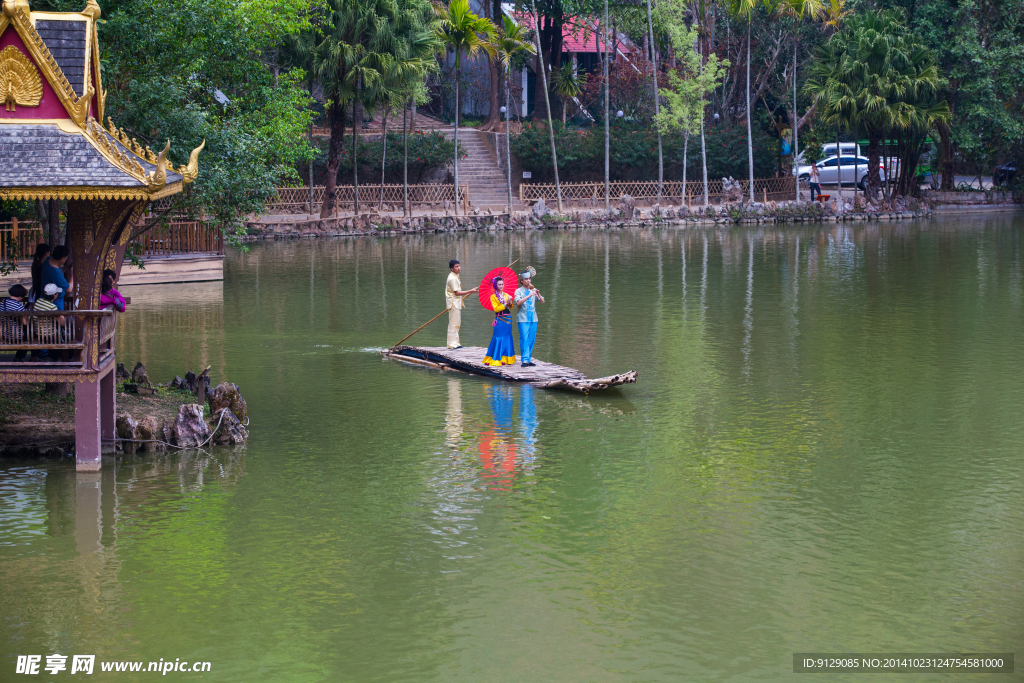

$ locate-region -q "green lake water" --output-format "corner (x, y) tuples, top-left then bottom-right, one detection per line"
(1, 214), (1022, 681)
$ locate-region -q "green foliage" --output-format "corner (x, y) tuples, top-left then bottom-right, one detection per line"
(53, 0), (321, 234)
(511, 122), (777, 181)
(333, 131), (462, 182)
(0, 201), (35, 222)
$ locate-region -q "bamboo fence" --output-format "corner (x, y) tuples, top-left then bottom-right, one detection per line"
(269, 184), (469, 214)
(0, 219), (45, 262)
(129, 221), (223, 257)
(520, 177), (798, 205)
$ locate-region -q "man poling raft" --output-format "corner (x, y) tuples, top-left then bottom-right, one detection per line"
(384, 258), (638, 394)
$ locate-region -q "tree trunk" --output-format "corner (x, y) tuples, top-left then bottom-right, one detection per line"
(505, 70), (513, 214)
(936, 120), (954, 190)
(745, 24), (754, 202)
(603, 0), (610, 210)
(699, 46), (709, 207)
(793, 27), (799, 201)
(47, 199), (61, 245)
(353, 90), (362, 215)
(403, 100), (410, 217)
(379, 108), (390, 212)
(454, 52), (461, 215)
(646, 0), (662, 202)
(865, 129), (883, 200)
(682, 132), (689, 207)
(320, 99), (346, 219)
(532, 0), (562, 212)
(481, 56), (503, 131)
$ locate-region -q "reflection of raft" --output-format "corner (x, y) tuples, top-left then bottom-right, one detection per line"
(383, 345), (637, 394)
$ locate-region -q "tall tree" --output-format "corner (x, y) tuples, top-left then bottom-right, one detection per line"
(645, 0), (664, 202)
(530, 0), (564, 212)
(776, 0), (823, 201)
(657, 21), (728, 206)
(804, 9), (949, 199)
(435, 0), (497, 215)
(728, 0), (770, 202)
(494, 15), (537, 213)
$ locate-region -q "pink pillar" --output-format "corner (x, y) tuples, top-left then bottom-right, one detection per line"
(75, 365), (114, 471)
(101, 365), (116, 453)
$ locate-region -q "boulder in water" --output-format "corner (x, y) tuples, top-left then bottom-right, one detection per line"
(171, 404), (212, 448)
(116, 413), (138, 453)
(208, 382), (247, 422)
(210, 408), (248, 445)
(137, 415), (166, 452)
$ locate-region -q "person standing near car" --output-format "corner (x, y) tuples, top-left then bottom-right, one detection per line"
(809, 163), (821, 202)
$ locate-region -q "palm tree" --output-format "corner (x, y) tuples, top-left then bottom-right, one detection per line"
(728, 0), (770, 203)
(601, 0), (611, 210)
(776, 0), (823, 201)
(804, 9), (949, 199)
(435, 0), (497, 216)
(310, 0), (436, 218)
(645, 0), (664, 202)
(530, 0), (563, 212)
(494, 15), (536, 214)
(551, 62), (581, 124)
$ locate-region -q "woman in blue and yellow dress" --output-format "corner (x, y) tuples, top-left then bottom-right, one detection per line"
(482, 276), (517, 366)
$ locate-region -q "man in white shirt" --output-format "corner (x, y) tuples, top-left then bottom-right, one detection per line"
(445, 260), (478, 349)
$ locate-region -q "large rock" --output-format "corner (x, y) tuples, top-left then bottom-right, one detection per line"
(531, 197), (551, 218)
(210, 408), (249, 445)
(116, 413), (138, 453)
(115, 363), (131, 382)
(618, 194), (635, 217)
(208, 382), (247, 422)
(722, 176), (743, 204)
(131, 362), (152, 387)
(171, 404), (212, 448)
(137, 415), (167, 452)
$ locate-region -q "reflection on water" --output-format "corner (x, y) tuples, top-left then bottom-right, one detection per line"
(2, 215), (1023, 682)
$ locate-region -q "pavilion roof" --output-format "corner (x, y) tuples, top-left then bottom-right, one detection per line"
(0, 0), (202, 201)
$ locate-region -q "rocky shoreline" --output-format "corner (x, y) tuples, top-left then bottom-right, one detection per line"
(242, 193), (963, 240)
(0, 363), (249, 460)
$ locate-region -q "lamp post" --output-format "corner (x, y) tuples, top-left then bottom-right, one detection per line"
(501, 106), (512, 215)
(617, 110), (624, 119)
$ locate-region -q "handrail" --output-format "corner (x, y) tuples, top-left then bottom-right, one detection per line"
(0, 309), (115, 353)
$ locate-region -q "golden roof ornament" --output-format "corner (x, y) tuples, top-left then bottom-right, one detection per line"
(81, 0), (101, 19)
(0, 45), (42, 111)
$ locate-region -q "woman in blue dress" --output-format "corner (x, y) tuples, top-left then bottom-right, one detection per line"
(482, 276), (517, 367)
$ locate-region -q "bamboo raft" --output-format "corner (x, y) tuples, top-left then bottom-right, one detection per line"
(383, 345), (638, 394)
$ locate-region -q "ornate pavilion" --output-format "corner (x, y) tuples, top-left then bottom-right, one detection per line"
(0, 0), (203, 470)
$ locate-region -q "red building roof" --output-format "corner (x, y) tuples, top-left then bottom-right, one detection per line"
(513, 14), (608, 53)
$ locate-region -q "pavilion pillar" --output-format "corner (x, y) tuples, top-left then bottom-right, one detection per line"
(75, 372), (102, 471)
(100, 365), (116, 452)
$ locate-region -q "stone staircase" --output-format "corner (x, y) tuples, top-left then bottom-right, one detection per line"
(448, 129), (524, 212)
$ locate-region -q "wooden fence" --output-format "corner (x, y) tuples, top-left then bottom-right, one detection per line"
(268, 184), (469, 214)
(130, 221), (223, 257)
(520, 177), (798, 204)
(0, 219), (45, 262)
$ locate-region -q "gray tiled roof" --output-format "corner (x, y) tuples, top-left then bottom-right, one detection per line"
(0, 124), (183, 188)
(35, 20), (88, 97)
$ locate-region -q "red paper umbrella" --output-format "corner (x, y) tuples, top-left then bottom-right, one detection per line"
(478, 267), (519, 311)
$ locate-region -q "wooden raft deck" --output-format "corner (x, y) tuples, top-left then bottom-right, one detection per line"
(384, 346), (637, 394)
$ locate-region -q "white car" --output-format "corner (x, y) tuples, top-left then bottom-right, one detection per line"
(795, 155), (885, 189)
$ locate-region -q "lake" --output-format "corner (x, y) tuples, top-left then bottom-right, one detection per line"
(1, 213), (1021, 681)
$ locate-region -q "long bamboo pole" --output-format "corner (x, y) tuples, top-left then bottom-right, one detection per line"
(390, 258), (520, 349)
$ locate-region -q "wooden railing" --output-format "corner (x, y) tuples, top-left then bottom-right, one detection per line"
(130, 222), (223, 257)
(0, 309), (115, 366)
(1, 219), (46, 262)
(268, 184), (470, 214)
(520, 177), (798, 204)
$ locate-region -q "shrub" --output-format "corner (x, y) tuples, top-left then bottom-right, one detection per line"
(511, 122), (778, 182)
(316, 131), (462, 184)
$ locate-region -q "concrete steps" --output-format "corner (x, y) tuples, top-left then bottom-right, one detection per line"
(444, 129), (524, 211)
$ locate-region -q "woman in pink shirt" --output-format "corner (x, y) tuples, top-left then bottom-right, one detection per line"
(100, 269), (127, 312)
